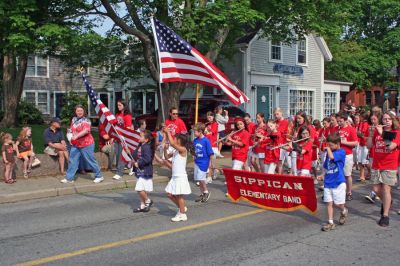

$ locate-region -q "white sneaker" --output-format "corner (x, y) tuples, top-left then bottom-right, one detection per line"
(60, 178), (74, 184)
(207, 176), (212, 184)
(314, 179), (318, 185)
(171, 212), (187, 222)
(113, 174), (122, 180)
(196, 181), (200, 186)
(217, 153), (224, 158)
(93, 177), (104, 183)
(129, 168), (135, 176)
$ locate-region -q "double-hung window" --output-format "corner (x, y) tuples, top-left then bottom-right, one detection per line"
(23, 91), (50, 114)
(26, 55), (49, 77)
(297, 39), (307, 65)
(270, 41), (282, 62)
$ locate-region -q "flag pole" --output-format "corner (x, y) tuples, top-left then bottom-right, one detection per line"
(195, 83), (200, 124)
(150, 15), (166, 122)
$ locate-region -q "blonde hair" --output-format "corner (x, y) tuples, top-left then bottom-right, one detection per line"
(18, 127), (31, 142)
(0, 132), (12, 144)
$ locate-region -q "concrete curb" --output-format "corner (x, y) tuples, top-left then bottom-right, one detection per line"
(0, 176), (170, 204)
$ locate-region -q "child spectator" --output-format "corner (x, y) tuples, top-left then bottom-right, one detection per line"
(16, 127), (34, 178)
(193, 122), (214, 203)
(318, 133), (348, 231)
(133, 130), (155, 213)
(164, 129), (191, 222)
(1, 133), (16, 184)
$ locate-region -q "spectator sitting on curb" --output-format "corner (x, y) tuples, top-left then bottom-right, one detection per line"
(43, 117), (69, 174)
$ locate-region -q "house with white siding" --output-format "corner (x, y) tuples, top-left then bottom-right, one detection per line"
(222, 31), (352, 120)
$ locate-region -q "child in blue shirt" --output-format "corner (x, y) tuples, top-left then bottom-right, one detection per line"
(318, 133), (348, 231)
(193, 123), (214, 203)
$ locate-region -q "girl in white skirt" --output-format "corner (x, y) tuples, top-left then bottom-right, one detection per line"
(163, 128), (191, 222)
(133, 130), (155, 213)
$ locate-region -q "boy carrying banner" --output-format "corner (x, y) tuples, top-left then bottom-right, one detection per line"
(318, 133), (349, 232)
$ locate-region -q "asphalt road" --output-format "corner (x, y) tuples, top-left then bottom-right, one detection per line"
(1, 177), (399, 266)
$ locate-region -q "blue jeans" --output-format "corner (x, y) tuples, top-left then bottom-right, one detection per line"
(66, 144), (102, 181)
(114, 142), (126, 176)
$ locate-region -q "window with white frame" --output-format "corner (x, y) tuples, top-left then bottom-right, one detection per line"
(324, 92), (337, 117)
(297, 39), (307, 65)
(23, 91), (50, 114)
(26, 55), (48, 77)
(289, 90), (313, 117)
(270, 41), (282, 61)
(88, 92), (110, 117)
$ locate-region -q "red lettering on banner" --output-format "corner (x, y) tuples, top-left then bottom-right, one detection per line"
(224, 169), (317, 213)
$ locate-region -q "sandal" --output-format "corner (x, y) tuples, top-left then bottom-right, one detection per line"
(346, 193), (353, 201)
(133, 207), (146, 213)
(23, 172), (29, 179)
(27, 168), (32, 174)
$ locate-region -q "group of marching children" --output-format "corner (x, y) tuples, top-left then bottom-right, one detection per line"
(218, 106), (400, 229)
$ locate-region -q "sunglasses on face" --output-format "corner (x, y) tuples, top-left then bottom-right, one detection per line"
(171, 113), (178, 115)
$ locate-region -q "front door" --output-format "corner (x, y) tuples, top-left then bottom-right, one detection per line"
(54, 92), (65, 118)
(257, 86), (272, 118)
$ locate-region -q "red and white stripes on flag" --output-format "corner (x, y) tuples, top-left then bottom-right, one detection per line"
(151, 17), (249, 106)
(83, 74), (140, 163)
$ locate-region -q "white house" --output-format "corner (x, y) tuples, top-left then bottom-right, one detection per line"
(222, 31), (352, 120)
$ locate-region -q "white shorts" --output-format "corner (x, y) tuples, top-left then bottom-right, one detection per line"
(135, 177), (153, 192)
(264, 163), (277, 174)
(357, 146), (369, 164)
(194, 164), (207, 181)
(312, 160), (318, 168)
(248, 150), (258, 160)
(324, 183), (346, 205)
(344, 154), (354, 177)
(232, 160), (244, 170)
(212, 147), (218, 156)
(257, 152), (265, 159)
(279, 149), (289, 160)
(320, 151), (327, 165)
(297, 169), (311, 176)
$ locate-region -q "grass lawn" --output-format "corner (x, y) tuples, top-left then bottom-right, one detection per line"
(0, 125), (99, 154)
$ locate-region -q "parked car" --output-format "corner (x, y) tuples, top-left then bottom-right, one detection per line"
(134, 97), (245, 133)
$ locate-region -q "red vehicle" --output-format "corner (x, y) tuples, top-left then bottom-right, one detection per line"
(134, 97), (245, 133)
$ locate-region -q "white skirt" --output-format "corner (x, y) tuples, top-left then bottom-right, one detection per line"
(135, 177), (153, 192)
(165, 175), (192, 195)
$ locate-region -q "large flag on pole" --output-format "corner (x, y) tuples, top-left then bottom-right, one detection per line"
(82, 74), (140, 162)
(151, 17), (249, 106)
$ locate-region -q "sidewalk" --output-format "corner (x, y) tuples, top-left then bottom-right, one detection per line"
(0, 153), (233, 204)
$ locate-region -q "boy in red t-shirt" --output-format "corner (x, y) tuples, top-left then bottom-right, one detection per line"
(337, 112), (359, 201)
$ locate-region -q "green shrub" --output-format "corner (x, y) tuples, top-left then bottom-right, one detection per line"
(18, 100), (44, 125)
(60, 91), (88, 125)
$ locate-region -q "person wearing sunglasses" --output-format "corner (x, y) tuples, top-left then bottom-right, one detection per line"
(166, 107), (188, 137)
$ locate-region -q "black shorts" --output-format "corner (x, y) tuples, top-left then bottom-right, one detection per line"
(218, 131), (226, 139)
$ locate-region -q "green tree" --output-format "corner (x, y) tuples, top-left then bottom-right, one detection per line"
(88, 0), (348, 124)
(60, 91), (88, 125)
(0, 0), (91, 127)
(326, 0), (400, 89)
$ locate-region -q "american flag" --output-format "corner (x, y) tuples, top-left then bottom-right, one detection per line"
(82, 74), (140, 162)
(151, 18), (249, 105)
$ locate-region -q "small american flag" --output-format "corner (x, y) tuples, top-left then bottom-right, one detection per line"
(151, 18), (249, 105)
(82, 74), (140, 162)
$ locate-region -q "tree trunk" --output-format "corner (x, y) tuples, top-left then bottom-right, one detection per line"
(156, 82), (186, 126)
(0, 53), (28, 127)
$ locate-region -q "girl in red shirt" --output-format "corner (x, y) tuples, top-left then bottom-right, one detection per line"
(262, 120), (282, 174)
(226, 118), (250, 170)
(290, 111), (316, 175)
(113, 100), (133, 180)
(292, 126), (313, 176)
(205, 111), (219, 181)
(252, 113), (268, 172)
(367, 112), (400, 227)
